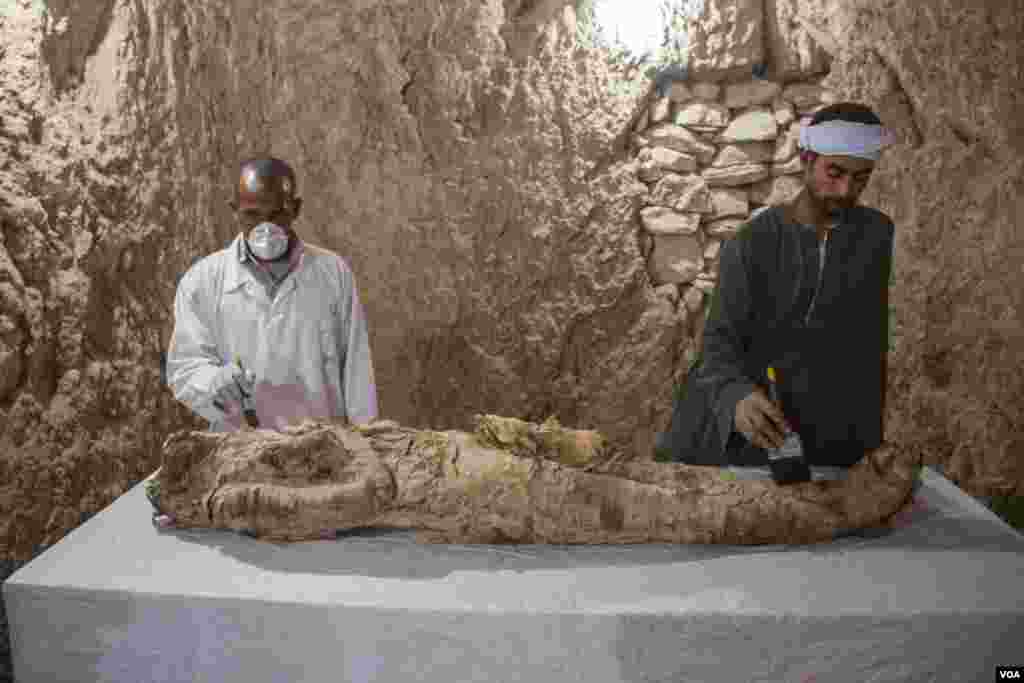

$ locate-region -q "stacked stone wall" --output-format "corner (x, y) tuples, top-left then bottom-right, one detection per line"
(631, 74), (837, 364)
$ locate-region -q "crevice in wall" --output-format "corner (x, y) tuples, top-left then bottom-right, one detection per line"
(40, 0), (118, 94)
(871, 48), (924, 149)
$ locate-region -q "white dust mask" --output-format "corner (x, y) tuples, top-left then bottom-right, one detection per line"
(247, 222), (290, 261)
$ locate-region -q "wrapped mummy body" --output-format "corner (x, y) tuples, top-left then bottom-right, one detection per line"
(148, 416), (919, 545)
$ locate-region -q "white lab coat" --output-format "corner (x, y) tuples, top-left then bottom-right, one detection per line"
(166, 234), (378, 432)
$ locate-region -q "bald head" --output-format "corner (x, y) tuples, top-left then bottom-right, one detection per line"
(230, 157), (302, 229)
(237, 158), (296, 202)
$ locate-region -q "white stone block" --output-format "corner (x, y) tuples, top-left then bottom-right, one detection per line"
(674, 102), (731, 128)
(718, 108), (778, 143)
(641, 207), (702, 235)
(650, 233), (703, 284)
(710, 188), (750, 218)
(702, 163), (771, 187)
(723, 80), (782, 109)
(648, 174), (714, 213)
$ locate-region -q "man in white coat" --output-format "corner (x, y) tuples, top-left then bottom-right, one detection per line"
(166, 157), (378, 432)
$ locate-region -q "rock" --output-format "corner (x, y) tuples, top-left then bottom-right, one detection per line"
(704, 217), (746, 238)
(640, 207), (702, 235)
(765, 0), (833, 81)
(774, 121), (801, 162)
(709, 188), (750, 219)
(782, 83), (826, 110)
(691, 82), (721, 101)
(797, 103), (828, 118)
(648, 174), (714, 213)
(638, 147), (698, 182)
(710, 142), (775, 167)
(693, 273), (718, 294)
(150, 419), (917, 545)
(718, 108), (778, 143)
(687, 0), (765, 82)
(691, 127), (727, 136)
(749, 175), (804, 205)
(702, 163), (771, 187)
(654, 283), (680, 305)
(674, 102), (730, 128)
(649, 234), (704, 284)
(703, 238), (723, 269)
(682, 286), (705, 314)
(771, 155), (803, 176)
(723, 80), (782, 109)
(645, 124), (717, 164)
(773, 97), (796, 127)
(650, 96), (672, 124)
(667, 82), (692, 103)
(633, 109), (649, 134)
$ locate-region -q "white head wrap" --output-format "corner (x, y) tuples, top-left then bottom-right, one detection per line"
(798, 119), (894, 161)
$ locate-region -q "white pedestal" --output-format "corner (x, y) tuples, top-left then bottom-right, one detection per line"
(5, 468), (1023, 683)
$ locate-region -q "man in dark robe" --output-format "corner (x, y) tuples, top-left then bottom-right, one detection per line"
(656, 102), (896, 469)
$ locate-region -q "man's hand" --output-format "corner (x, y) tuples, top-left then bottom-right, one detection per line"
(210, 361), (256, 414)
(735, 388), (791, 451)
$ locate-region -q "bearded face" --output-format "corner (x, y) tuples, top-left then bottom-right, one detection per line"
(803, 152), (875, 218)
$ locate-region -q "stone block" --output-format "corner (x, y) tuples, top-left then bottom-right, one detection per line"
(648, 174), (714, 213)
(702, 163), (771, 187)
(718, 108), (778, 143)
(723, 80), (782, 109)
(689, 127), (726, 136)
(674, 102), (730, 128)
(798, 103), (828, 118)
(649, 234), (704, 284)
(638, 147), (698, 182)
(703, 238), (723, 268)
(667, 82), (692, 103)
(749, 174), (803, 205)
(782, 83), (826, 110)
(691, 82), (721, 101)
(774, 121), (800, 162)
(773, 97), (795, 127)
(650, 96), (672, 124)
(710, 188), (750, 219)
(640, 207), (702, 236)
(645, 124), (717, 164)
(710, 142), (774, 168)
(633, 109), (649, 134)
(704, 216), (746, 238)
(682, 285), (705, 314)
(654, 283), (680, 305)
(771, 155), (803, 176)
(687, 0), (765, 82)
(693, 272), (718, 293)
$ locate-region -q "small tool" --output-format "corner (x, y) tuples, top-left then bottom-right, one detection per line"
(766, 366), (811, 485)
(235, 355), (260, 428)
